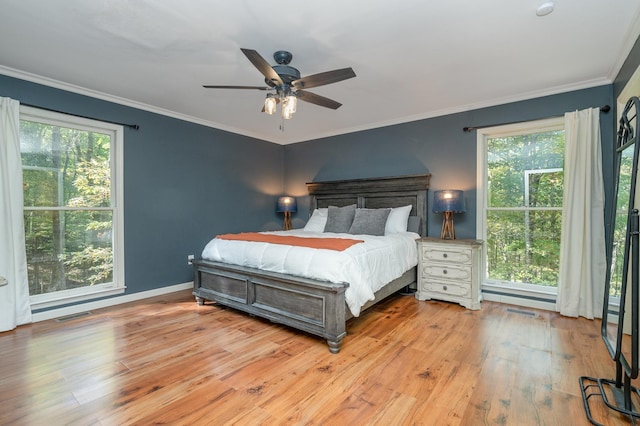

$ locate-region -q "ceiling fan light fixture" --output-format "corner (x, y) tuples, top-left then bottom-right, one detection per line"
(282, 101), (294, 120)
(203, 48), (356, 129)
(285, 95), (297, 114)
(279, 93), (297, 120)
(264, 95), (277, 115)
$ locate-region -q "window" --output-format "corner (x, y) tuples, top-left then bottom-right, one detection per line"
(477, 117), (564, 295)
(20, 107), (124, 309)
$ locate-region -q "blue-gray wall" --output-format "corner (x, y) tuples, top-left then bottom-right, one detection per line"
(0, 75), (285, 311)
(6, 32), (640, 311)
(284, 86), (615, 238)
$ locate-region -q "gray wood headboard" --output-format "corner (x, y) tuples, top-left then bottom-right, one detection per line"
(306, 174), (431, 237)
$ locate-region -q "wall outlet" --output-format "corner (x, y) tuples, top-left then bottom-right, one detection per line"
(187, 254), (194, 265)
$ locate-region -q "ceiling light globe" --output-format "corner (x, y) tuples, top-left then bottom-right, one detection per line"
(286, 95), (297, 113)
(264, 96), (277, 115)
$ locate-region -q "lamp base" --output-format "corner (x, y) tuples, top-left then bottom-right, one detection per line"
(283, 211), (292, 231)
(440, 211), (456, 239)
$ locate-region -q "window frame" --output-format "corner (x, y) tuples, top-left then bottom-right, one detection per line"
(20, 106), (125, 309)
(476, 117), (564, 300)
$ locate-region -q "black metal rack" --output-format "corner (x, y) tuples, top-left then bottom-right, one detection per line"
(580, 97), (640, 425)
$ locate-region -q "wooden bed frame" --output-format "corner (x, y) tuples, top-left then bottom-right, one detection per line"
(192, 174), (431, 353)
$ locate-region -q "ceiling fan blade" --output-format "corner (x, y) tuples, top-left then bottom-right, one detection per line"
(296, 90), (342, 110)
(240, 48), (283, 86)
(203, 85), (269, 90)
(292, 68), (356, 90)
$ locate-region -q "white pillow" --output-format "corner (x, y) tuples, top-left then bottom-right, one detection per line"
(303, 208), (328, 232)
(385, 205), (413, 235)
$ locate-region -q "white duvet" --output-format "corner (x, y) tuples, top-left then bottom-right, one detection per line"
(201, 229), (419, 316)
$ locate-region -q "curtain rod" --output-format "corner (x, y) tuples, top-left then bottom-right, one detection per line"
(21, 102), (140, 130)
(462, 104), (610, 133)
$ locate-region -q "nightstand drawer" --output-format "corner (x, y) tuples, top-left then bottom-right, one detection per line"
(424, 281), (470, 298)
(421, 247), (472, 264)
(423, 264), (471, 281)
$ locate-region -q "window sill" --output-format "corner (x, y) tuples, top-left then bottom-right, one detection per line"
(31, 286), (126, 311)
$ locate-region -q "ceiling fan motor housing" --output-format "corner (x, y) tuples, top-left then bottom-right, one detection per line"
(263, 51), (300, 86)
(268, 65), (301, 86)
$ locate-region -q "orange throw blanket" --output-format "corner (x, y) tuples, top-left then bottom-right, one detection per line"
(216, 232), (364, 251)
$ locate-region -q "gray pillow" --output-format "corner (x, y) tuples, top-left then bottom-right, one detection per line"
(324, 204), (357, 233)
(348, 208), (391, 236)
(407, 215), (420, 234)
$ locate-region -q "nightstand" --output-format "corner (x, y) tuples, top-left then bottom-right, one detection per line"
(415, 237), (483, 310)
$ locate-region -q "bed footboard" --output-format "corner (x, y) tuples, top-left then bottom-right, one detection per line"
(192, 259), (349, 353)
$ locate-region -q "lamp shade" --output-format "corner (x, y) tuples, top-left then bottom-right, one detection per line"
(276, 196), (297, 213)
(432, 190), (466, 213)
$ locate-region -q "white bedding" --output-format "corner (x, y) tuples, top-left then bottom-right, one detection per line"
(201, 229), (419, 316)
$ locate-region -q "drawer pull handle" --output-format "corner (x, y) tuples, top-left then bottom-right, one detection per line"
(442, 253), (448, 258)
(443, 269), (448, 274)
(443, 285), (448, 291)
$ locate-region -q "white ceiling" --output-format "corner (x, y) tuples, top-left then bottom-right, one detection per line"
(1, 0), (640, 145)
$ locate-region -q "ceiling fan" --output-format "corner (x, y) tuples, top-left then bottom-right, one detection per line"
(203, 48), (356, 122)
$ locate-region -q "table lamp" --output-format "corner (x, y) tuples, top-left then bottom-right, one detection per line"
(277, 196), (297, 230)
(432, 190), (465, 239)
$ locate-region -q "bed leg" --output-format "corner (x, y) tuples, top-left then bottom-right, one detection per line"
(195, 296), (205, 306)
(327, 338), (343, 354)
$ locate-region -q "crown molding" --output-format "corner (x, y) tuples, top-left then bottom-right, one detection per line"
(0, 65), (614, 146)
(0, 65), (280, 143)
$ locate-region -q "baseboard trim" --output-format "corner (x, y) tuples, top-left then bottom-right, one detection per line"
(31, 282), (194, 323)
(482, 290), (557, 312)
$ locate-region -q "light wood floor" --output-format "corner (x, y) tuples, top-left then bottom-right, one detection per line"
(0, 290), (637, 425)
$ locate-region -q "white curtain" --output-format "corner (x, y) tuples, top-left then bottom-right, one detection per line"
(556, 108), (606, 319)
(0, 97), (32, 331)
